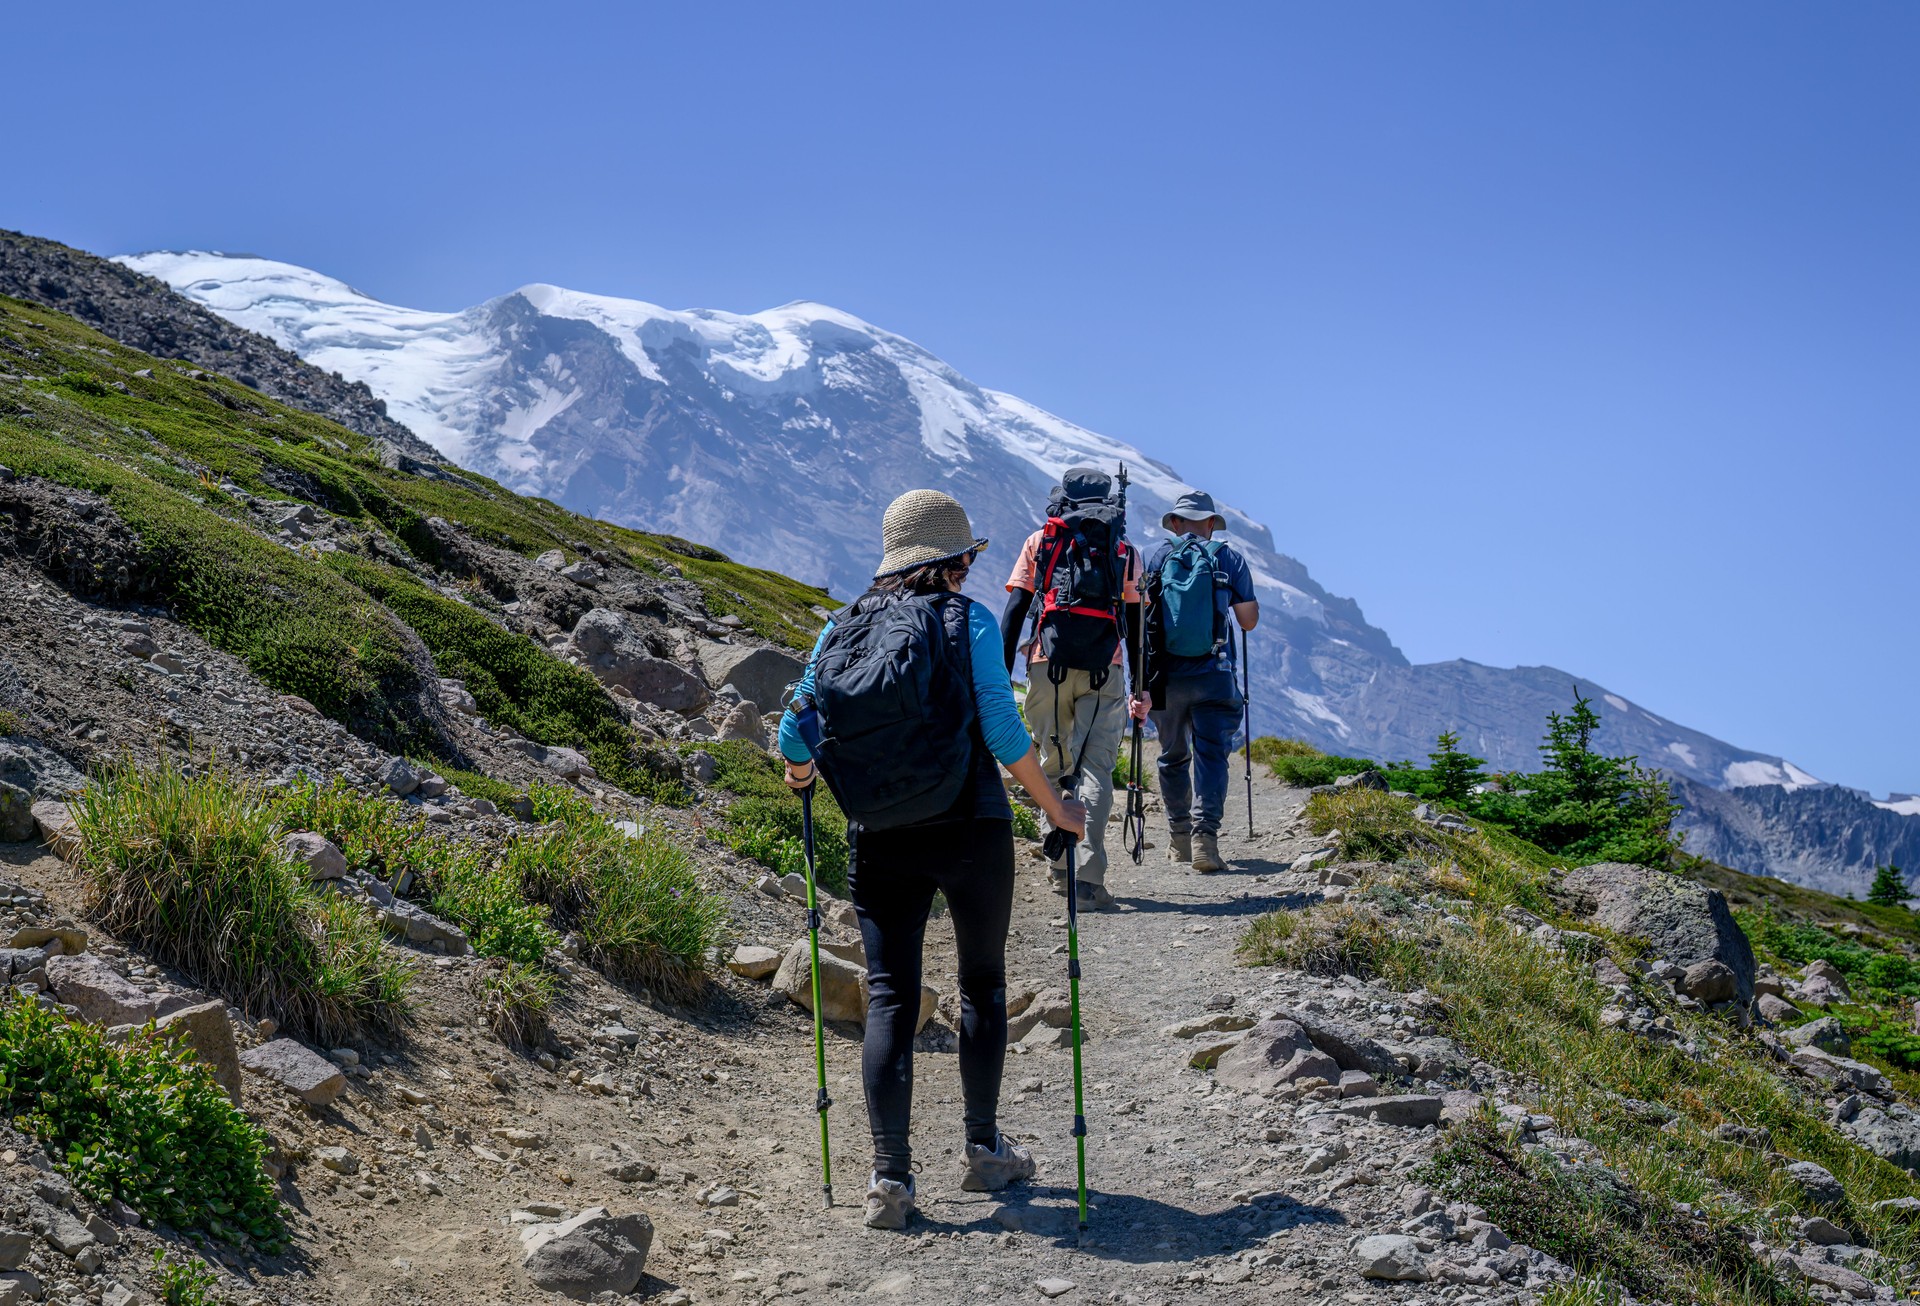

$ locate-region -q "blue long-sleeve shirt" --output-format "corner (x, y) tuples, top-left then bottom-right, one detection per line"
(779, 599), (1033, 768)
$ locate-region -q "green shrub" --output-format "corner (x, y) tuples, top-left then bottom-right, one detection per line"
(55, 370), (111, 397)
(0, 708), (22, 736)
(504, 818), (723, 1000)
(434, 764), (521, 811)
(702, 740), (849, 896)
(428, 848), (559, 965)
(1248, 736), (1380, 788)
(1011, 802), (1040, 841)
(153, 1250), (226, 1306)
(0, 996), (282, 1247)
(1737, 910), (1920, 999)
(74, 759), (409, 1043)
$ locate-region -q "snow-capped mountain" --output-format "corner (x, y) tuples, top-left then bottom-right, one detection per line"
(123, 251), (1826, 799)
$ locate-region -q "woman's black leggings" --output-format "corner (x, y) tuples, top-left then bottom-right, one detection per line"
(847, 816), (1015, 1181)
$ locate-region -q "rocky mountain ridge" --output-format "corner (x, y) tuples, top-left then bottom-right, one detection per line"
(119, 249), (1829, 798)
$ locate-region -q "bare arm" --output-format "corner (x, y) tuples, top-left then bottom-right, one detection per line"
(1005, 749), (1087, 835)
(1233, 599), (1260, 632)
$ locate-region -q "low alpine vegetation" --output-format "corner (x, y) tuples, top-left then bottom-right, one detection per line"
(0, 995), (282, 1248)
(701, 740), (850, 896)
(74, 758), (408, 1043)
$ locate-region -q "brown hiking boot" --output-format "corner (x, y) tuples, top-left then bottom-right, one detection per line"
(1192, 833), (1227, 873)
(1168, 832), (1192, 864)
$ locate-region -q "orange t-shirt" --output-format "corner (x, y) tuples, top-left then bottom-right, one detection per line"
(1004, 527), (1142, 666)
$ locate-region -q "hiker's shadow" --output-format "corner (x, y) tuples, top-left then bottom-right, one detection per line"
(916, 1187), (1345, 1262)
(1115, 889), (1316, 918)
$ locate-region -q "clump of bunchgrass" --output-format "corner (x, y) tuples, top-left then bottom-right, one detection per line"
(266, 774), (427, 878)
(73, 758), (408, 1043)
(1303, 786), (1556, 914)
(474, 959), (560, 1048)
(0, 995), (282, 1248)
(1236, 900), (1410, 977)
(427, 846), (559, 965)
(505, 815), (723, 1001)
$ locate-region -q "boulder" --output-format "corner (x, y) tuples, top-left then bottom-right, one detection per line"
(695, 643), (806, 714)
(1333, 1094), (1444, 1128)
(1354, 1233), (1429, 1281)
(45, 955), (158, 1026)
(382, 757), (421, 796)
(770, 939), (937, 1032)
(558, 560), (605, 588)
(30, 800), (79, 858)
(280, 832), (348, 881)
(1279, 1008), (1403, 1078)
(1793, 1046), (1889, 1096)
(1784, 1016), (1850, 1055)
(0, 783), (33, 843)
(572, 610), (709, 712)
(534, 549), (566, 569)
(726, 945), (781, 981)
(1842, 1105), (1920, 1172)
(1333, 769), (1389, 792)
(154, 1000), (243, 1104)
(1213, 1018), (1339, 1094)
(520, 1207), (654, 1298)
(1802, 959), (1852, 998)
(238, 1038), (348, 1107)
(1558, 863), (1755, 1004)
(716, 700), (765, 746)
(7, 924), (85, 953)
(1756, 993), (1800, 1023)
(1680, 959), (1738, 1004)
(1785, 1160), (1847, 1209)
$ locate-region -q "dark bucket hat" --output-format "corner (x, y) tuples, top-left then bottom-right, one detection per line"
(1161, 490), (1226, 533)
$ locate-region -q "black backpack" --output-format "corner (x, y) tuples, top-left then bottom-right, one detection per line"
(805, 590), (977, 830)
(1028, 492), (1131, 686)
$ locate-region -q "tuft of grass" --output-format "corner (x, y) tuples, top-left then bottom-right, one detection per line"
(0, 995), (282, 1248)
(1303, 785), (1557, 914)
(701, 740), (850, 896)
(1248, 735), (1379, 787)
(505, 812), (724, 1000)
(74, 759), (409, 1043)
(427, 846), (559, 965)
(0, 707), (23, 736)
(475, 959), (559, 1049)
(433, 763), (521, 811)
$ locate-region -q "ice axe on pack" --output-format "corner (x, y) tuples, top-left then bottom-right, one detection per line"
(1043, 801), (1092, 1232)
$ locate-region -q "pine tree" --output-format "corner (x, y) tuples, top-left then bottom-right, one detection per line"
(1868, 864), (1912, 907)
(1537, 692), (1632, 806)
(1427, 730), (1487, 805)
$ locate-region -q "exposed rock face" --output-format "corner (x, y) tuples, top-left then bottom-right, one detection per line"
(1276, 1008), (1402, 1078)
(570, 610), (708, 713)
(696, 644), (806, 715)
(1673, 777), (1920, 897)
(1558, 863), (1756, 1004)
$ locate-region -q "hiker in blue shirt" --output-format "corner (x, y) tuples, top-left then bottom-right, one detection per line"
(1143, 491), (1260, 873)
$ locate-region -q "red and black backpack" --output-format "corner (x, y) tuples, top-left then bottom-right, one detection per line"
(1029, 489), (1130, 687)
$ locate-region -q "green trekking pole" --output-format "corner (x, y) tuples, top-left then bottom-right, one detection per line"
(1240, 627), (1254, 838)
(1060, 785), (1091, 1232)
(799, 784), (834, 1208)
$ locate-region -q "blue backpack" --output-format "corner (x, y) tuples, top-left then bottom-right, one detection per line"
(1156, 537), (1227, 658)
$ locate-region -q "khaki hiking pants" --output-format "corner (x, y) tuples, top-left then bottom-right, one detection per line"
(1026, 665), (1128, 890)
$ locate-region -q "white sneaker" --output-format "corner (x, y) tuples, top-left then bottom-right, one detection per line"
(961, 1133), (1037, 1192)
(863, 1172), (916, 1230)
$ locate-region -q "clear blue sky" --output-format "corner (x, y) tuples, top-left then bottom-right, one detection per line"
(7, 2), (1915, 794)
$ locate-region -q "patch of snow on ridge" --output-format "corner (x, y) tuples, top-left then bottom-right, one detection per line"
(1603, 693), (1630, 713)
(1878, 795), (1920, 817)
(1284, 688), (1351, 740)
(1723, 759), (1825, 791)
(1666, 742), (1697, 768)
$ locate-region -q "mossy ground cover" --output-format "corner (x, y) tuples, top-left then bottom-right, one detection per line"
(1241, 786), (1920, 1303)
(0, 295), (827, 760)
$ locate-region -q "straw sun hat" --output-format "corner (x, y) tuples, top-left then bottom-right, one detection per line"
(875, 489), (989, 578)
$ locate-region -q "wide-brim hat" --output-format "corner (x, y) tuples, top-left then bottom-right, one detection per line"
(1162, 489), (1226, 533)
(876, 489), (989, 577)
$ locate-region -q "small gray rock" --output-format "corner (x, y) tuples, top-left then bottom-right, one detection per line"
(521, 1207), (654, 1299)
(45, 954), (158, 1026)
(382, 757), (421, 796)
(1354, 1232), (1428, 1281)
(238, 1038), (348, 1107)
(1784, 1016), (1850, 1055)
(281, 832), (349, 881)
(1785, 1160), (1846, 1209)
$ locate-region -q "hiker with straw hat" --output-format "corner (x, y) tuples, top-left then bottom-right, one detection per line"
(1143, 490), (1260, 873)
(779, 488), (1088, 1231)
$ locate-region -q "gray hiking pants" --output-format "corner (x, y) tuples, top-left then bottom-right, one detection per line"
(1026, 665), (1127, 889)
